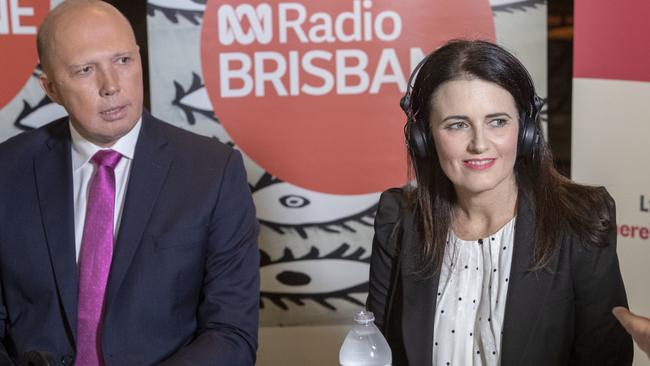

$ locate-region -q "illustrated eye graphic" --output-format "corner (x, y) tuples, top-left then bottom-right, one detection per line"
(490, 0), (545, 12)
(173, 72), (218, 125)
(279, 195), (310, 209)
(147, 0), (206, 25)
(252, 175), (379, 239)
(260, 243), (369, 310)
(172, 73), (235, 144)
(14, 96), (67, 131)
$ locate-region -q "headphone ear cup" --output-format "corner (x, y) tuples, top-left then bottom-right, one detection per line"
(517, 117), (537, 157)
(400, 95), (410, 113)
(407, 119), (431, 159)
(518, 97), (543, 157)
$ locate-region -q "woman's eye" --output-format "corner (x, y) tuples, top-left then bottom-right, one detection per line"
(446, 121), (467, 130)
(489, 118), (508, 127)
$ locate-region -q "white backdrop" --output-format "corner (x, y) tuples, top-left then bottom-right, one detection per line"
(572, 1), (650, 364)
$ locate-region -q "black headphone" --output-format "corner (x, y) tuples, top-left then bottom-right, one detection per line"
(401, 56), (544, 159)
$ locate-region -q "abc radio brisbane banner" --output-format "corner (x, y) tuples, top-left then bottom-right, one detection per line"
(573, 1), (650, 364)
(0, 0), (67, 142)
(147, 0), (547, 326)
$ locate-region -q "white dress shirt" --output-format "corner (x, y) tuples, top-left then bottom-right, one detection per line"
(432, 217), (516, 366)
(70, 119), (142, 262)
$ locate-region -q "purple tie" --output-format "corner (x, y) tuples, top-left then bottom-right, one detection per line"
(76, 149), (122, 366)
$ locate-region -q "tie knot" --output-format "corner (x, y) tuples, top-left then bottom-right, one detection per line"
(92, 149), (122, 169)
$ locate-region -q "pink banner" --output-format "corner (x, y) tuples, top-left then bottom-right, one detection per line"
(574, 0), (650, 83)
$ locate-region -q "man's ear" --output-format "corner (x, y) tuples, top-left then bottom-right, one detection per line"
(39, 71), (62, 105)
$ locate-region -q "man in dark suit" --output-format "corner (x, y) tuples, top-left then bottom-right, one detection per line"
(0, 1), (259, 365)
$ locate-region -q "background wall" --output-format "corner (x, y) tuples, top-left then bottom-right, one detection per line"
(572, 1), (650, 364)
(9, 1), (628, 365)
(145, 1), (546, 364)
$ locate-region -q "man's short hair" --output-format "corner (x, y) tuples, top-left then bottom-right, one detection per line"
(36, 0), (134, 73)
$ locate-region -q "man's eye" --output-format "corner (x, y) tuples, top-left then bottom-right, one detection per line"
(77, 66), (93, 75)
(117, 56), (131, 64)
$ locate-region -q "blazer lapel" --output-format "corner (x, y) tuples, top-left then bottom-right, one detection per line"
(500, 198), (555, 366)
(400, 212), (439, 366)
(34, 121), (78, 338)
(105, 113), (172, 308)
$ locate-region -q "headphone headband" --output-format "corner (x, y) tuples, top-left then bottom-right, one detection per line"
(402, 55), (543, 159)
(402, 55), (433, 159)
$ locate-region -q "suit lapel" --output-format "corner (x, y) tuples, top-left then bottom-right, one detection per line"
(500, 198), (555, 366)
(400, 212), (439, 366)
(105, 114), (172, 308)
(34, 121), (78, 338)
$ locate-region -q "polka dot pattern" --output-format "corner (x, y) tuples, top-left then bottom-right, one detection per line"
(432, 217), (516, 366)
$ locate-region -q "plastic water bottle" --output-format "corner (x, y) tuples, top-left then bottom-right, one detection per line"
(339, 310), (392, 366)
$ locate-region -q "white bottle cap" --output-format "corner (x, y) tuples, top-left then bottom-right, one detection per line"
(354, 310), (375, 324)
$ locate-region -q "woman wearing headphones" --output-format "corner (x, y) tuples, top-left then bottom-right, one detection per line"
(366, 40), (632, 366)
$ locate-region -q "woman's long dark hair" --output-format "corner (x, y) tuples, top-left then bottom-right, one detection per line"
(406, 40), (612, 276)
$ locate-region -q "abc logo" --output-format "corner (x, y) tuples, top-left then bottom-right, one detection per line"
(201, 0), (494, 194)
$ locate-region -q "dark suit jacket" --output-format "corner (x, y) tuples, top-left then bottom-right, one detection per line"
(367, 188), (633, 366)
(0, 112), (260, 365)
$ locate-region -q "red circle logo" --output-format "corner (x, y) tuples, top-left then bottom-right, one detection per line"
(201, 0), (494, 194)
(0, 0), (49, 108)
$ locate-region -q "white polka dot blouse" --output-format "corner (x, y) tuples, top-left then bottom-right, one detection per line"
(432, 217), (516, 366)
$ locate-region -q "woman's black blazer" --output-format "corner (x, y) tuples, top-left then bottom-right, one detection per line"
(366, 188), (633, 366)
